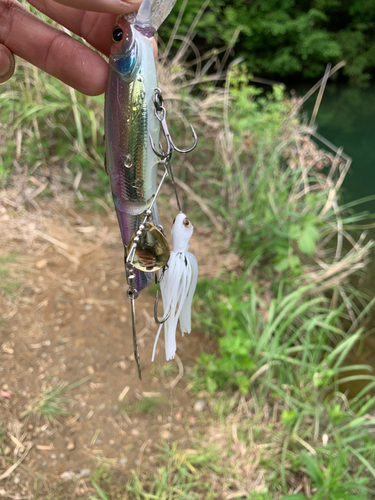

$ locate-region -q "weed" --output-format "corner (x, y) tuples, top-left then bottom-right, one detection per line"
(136, 397), (166, 415)
(21, 383), (71, 423)
(0, 254), (20, 298)
(117, 402), (131, 414)
(89, 465), (115, 500)
(127, 442), (221, 499)
(151, 361), (179, 378)
(90, 480), (110, 500)
(0, 254), (18, 264)
(90, 465), (113, 485)
(0, 274), (19, 298)
(21, 379), (87, 424)
(0, 425), (7, 451)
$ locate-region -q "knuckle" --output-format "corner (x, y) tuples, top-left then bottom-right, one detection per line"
(0, 0), (21, 45)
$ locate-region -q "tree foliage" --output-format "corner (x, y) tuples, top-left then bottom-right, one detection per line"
(159, 0), (375, 84)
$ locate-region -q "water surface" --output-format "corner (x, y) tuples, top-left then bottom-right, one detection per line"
(298, 84), (375, 213)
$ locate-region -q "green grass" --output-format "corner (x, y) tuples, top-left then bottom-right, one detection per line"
(127, 442), (221, 500)
(21, 382), (71, 423)
(136, 397), (166, 415)
(83, 443), (221, 499)
(0, 254), (20, 298)
(21, 379), (87, 424)
(153, 362), (179, 377)
(0, 254), (18, 263)
(0, 62), (105, 191)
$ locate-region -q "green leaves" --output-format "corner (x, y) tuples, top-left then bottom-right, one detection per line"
(296, 225), (320, 256)
(160, 0), (375, 83)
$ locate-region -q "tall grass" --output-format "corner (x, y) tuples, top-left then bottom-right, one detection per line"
(188, 64), (375, 497)
(0, 62), (105, 189)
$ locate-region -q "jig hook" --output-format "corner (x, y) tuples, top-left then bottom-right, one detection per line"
(154, 290), (171, 324)
(150, 88), (198, 161)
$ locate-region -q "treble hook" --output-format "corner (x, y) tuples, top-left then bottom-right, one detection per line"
(150, 88), (198, 160)
(154, 290), (171, 324)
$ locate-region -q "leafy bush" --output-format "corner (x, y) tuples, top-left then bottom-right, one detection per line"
(160, 0), (375, 84)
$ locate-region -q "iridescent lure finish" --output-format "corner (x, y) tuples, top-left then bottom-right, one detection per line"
(105, 0), (199, 380)
(105, 0), (175, 292)
(105, 0), (177, 379)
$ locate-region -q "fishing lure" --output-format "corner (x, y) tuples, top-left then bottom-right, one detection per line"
(104, 0), (197, 379)
(152, 213), (198, 362)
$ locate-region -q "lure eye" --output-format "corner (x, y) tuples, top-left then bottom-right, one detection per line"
(183, 217), (191, 228)
(112, 27), (123, 43)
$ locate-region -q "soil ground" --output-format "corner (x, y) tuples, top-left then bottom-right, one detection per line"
(0, 187), (230, 497)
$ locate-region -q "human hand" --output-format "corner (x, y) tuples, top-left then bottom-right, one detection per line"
(0, 0), (142, 95)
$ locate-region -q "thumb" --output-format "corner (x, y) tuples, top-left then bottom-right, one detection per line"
(0, 45), (15, 84)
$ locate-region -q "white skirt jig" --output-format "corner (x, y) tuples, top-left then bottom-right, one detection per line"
(152, 213), (198, 361)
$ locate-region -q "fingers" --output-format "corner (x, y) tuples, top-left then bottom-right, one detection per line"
(29, 0), (159, 59)
(0, 43), (15, 83)
(0, 0), (158, 94)
(0, 1), (108, 95)
(28, 0), (115, 56)
(52, 0), (141, 15)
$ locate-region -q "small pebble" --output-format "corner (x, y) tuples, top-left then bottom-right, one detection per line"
(36, 259), (48, 270)
(79, 468), (91, 478)
(60, 471), (75, 481)
(51, 454), (57, 459)
(131, 429), (140, 437)
(66, 441), (75, 451)
(194, 400), (207, 412)
(119, 457), (127, 465)
(161, 430), (170, 440)
(109, 440), (115, 445)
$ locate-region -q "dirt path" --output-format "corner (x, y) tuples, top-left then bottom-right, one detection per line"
(0, 192), (223, 496)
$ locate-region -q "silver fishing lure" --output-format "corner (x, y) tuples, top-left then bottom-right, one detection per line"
(104, 0), (197, 379)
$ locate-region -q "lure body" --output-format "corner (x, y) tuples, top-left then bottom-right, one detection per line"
(105, 1), (175, 292)
(152, 213), (198, 361)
